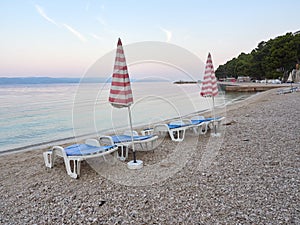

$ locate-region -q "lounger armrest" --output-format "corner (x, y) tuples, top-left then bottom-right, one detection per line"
(51, 145), (68, 159)
(169, 119), (191, 126)
(85, 139), (100, 147)
(52, 145), (64, 151)
(169, 120), (184, 126)
(153, 124), (169, 133)
(123, 130), (139, 136)
(191, 115), (205, 120)
(52, 145), (65, 154)
(141, 128), (154, 136)
(99, 136), (115, 146)
(182, 119), (192, 125)
(216, 116), (225, 122)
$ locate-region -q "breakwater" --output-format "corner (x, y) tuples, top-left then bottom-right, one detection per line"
(219, 82), (291, 92)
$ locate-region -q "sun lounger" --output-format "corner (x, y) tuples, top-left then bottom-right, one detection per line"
(141, 128), (154, 136)
(190, 116), (225, 135)
(99, 131), (158, 160)
(144, 116), (225, 141)
(277, 88), (293, 94)
(153, 120), (193, 142)
(189, 116), (212, 135)
(277, 87), (299, 94)
(43, 139), (118, 179)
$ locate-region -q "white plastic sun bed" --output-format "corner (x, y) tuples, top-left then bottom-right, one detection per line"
(190, 116), (225, 135)
(99, 131), (158, 160)
(43, 139), (118, 179)
(153, 119), (193, 142)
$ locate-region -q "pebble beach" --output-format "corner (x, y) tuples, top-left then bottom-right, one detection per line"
(0, 88), (299, 224)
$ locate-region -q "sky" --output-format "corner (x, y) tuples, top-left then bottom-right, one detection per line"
(0, 0), (299, 78)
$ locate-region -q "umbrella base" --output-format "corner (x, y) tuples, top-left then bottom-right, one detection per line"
(127, 160), (143, 170)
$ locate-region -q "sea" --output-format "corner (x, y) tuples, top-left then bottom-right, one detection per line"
(0, 82), (254, 154)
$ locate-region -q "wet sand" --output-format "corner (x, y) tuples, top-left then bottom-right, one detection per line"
(0, 88), (299, 224)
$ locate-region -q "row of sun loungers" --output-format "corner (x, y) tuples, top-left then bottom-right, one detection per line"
(276, 86), (299, 94)
(143, 116), (225, 142)
(43, 116), (225, 178)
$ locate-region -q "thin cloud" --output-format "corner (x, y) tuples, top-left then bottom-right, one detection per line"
(159, 27), (172, 42)
(90, 33), (102, 40)
(63, 24), (87, 43)
(35, 4), (58, 26)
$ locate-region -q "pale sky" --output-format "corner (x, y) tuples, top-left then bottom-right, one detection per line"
(0, 0), (299, 78)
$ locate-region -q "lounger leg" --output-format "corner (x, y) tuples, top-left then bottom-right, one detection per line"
(125, 146), (129, 159)
(139, 143), (144, 150)
(76, 160), (81, 177)
(169, 131), (176, 141)
(217, 120), (222, 129)
(112, 151), (119, 164)
(118, 146), (127, 161)
(199, 122), (209, 134)
(170, 130), (185, 142)
(63, 158), (79, 179)
(43, 151), (55, 168)
(210, 121), (221, 134)
(150, 139), (156, 151)
(178, 130), (185, 141)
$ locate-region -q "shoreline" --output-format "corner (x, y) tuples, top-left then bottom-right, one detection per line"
(1, 88), (299, 224)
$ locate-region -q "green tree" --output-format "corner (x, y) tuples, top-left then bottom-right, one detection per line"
(215, 32), (300, 81)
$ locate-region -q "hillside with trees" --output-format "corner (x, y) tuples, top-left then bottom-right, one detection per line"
(215, 32), (300, 81)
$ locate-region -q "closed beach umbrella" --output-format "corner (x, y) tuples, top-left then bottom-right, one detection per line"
(109, 38), (142, 168)
(109, 38), (133, 107)
(200, 53), (219, 135)
(287, 72), (293, 89)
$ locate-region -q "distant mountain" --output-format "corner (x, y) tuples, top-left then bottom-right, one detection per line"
(0, 77), (114, 85)
(0, 77), (80, 85)
(0, 77), (167, 85)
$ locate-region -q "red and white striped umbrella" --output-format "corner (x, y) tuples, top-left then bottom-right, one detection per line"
(109, 38), (133, 107)
(109, 38), (140, 165)
(200, 53), (219, 135)
(200, 53), (218, 97)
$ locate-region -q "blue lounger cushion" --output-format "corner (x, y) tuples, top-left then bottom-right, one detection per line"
(168, 124), (190, 129)
(65, 144), (115, 156)
(111, 135), (154, 143)
(191, 119), (212, 124)
(191, 117), (222, 125)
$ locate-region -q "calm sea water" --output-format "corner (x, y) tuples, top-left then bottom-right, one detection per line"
(0, 82), (253, 153)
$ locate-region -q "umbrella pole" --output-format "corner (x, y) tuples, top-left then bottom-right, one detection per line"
(128, 106), (136, 163)
(212, 96), (217, 135)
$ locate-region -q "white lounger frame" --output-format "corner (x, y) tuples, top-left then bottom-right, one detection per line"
(43, 139), (118, 179)
(153, 119), (193, 142)
(207, 116), (225, 132)
(152, 116), (225, 141)
(99, 132), (158, 160)
(190, 116), (225, 135)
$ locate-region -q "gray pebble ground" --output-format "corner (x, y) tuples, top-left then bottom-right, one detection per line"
(0, 89), (299, 224)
